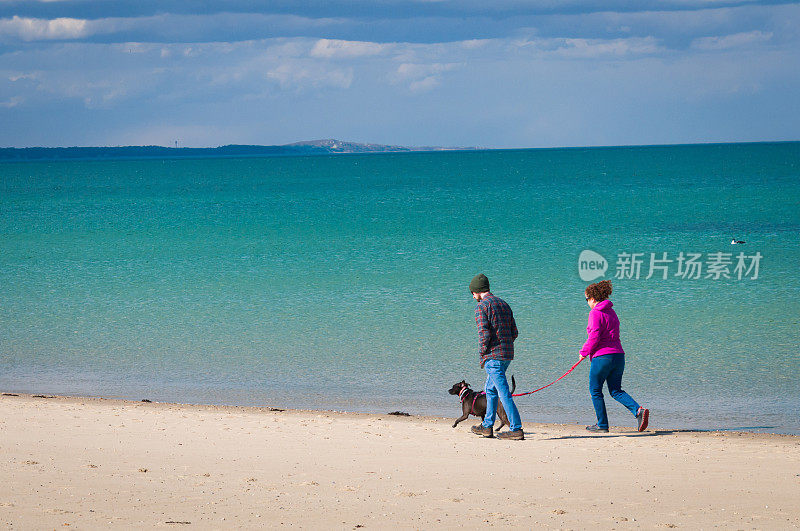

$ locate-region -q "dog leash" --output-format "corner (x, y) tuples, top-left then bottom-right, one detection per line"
(512, 357), (584, 397)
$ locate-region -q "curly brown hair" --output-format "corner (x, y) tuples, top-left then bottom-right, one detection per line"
(585, 279), (613, 302)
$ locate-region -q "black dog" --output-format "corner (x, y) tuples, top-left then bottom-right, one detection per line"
(447, 376), (516, 430)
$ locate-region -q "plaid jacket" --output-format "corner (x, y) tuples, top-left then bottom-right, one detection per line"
(475, 294), (518, 365)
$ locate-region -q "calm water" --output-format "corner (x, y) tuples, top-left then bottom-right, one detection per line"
(1, 143), (799, 434)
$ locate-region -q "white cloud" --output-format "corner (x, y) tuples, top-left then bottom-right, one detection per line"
(557, 37), (662, 57)
(266, 62), (353, 90)
(461, 39), (490, 50)
(0, 12), (351, 45)
(8, 72), (38, 82)
(0, 15), (88, 41)
(514, 36), (663, 58)
(310, 39), (387, 59)
(409, 76), (440, 93)
(691, 30), (773, 51)
(395, 62), (457, 80)
(393, 62), (460, 93)
(0, 96), (23, 107)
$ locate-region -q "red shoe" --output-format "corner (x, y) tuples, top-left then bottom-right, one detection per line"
(636, 408), (650, 432)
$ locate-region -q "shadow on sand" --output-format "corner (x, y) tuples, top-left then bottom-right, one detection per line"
(543, 427), (777, 440)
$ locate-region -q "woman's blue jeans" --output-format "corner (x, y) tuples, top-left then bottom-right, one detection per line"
(482, 359), (522, 431)
(589, 353), (640, 430)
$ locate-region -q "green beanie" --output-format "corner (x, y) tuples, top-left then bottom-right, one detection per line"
(469, 273), (490, 293)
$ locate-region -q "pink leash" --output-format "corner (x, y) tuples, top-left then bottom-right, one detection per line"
(512, 357), (585, 397)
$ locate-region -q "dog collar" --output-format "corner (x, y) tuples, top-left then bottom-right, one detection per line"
(458, 387), (469, 402)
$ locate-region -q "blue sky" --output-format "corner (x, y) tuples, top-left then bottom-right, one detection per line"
(1, 0), (798, 148)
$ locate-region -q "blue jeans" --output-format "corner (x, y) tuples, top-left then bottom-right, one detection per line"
(589, 353), (640, 430)
(482, 359), (522, 431)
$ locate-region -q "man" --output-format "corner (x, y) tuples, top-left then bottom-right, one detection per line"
(469, 273), (524, 440)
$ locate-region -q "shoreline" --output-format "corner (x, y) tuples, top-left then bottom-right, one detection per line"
(2, 392), (799, 528)
(3, 390), (798, 438)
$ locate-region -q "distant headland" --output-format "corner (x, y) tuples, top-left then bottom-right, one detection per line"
(0, 139), (479, 162)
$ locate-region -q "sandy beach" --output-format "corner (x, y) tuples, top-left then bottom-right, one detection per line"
(1, 393), (798, 529)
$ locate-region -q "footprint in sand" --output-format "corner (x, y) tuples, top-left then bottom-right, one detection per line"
(46, 508), (73, 515)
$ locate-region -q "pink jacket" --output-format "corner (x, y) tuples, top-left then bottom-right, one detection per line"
(579, 300), (625, 359)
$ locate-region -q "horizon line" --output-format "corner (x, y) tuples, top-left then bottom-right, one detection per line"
(2, 138), (799, 151)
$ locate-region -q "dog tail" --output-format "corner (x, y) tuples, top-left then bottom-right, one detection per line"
(511, 375), (516, 394)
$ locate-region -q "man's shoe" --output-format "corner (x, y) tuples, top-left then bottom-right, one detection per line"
(636, 407), (650, 432)
(471, 424), (493, 437)
(496, 429), (524, 440)
(586, 424), (609, 433)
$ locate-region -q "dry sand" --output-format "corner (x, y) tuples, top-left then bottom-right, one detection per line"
(1, 393), (798, 529)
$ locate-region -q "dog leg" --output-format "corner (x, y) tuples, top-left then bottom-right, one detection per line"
(495, 402), (509, 432)
(453, 401), (474, 428)
(495, 411), (508, 431)
(452, 411), (470, 428)
(494, 376), (515, 432)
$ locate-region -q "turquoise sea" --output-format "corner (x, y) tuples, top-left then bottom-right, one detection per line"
(1, 143), (799, 434)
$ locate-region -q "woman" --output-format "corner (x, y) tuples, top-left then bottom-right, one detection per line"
(579, 280), (649, 433)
